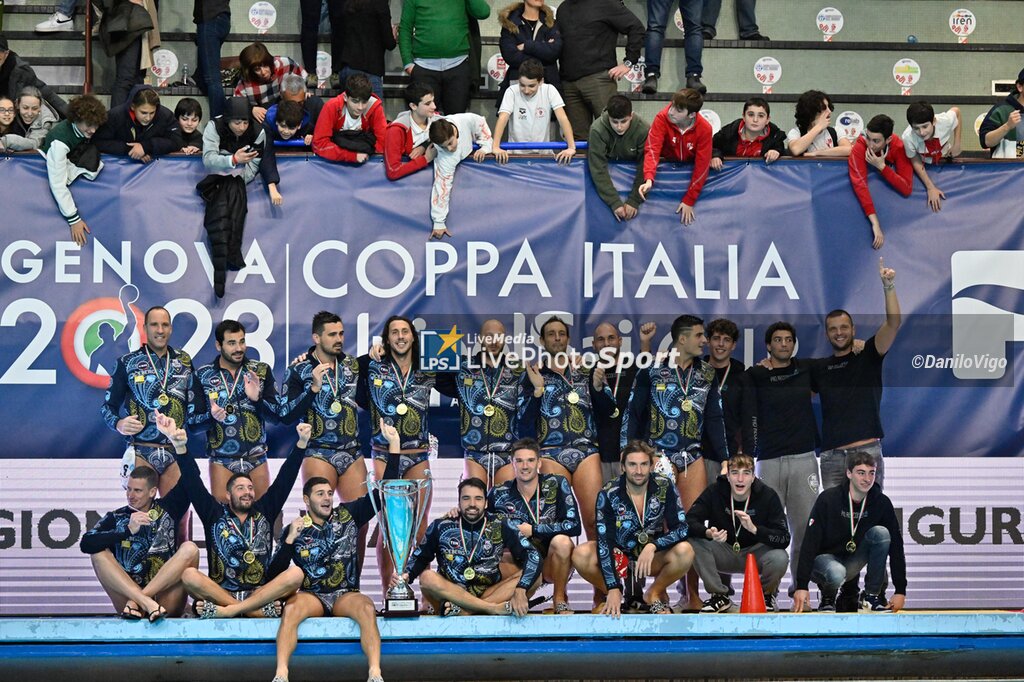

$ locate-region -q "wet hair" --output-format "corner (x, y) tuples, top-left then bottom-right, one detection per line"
(129, 465), (159, 489)
(764, 321), (796, 346)
(239, 42), (275, 83)
(382, 315), (419, 361)
(606, 94), (633, 120)
(174, 97), (203, 120)
(519, 58), (544, 82)
(130, 87), (161, 108)
(67, 94), (108, 127)
(866, 114), (894, 139)
(459, 477), (487, 496)
(906, 100), (935, 126)
(743, 97), (770, 116)
(404, 82), (434, 108)
(215, 319), (245, 344)
(303, 476), (332, 497)
(670, 315), (704, 344)
(707, 318), (739, 343)
(429, 118), (457, 146)
(312, 311), (342, 337)
(511, 438), (541, 457)
(277, 100), (304, 128)
(847, 451), (877, 471)
(345, 74), (372, 102)
(794, 90), (831, 135)
(671, 88), (704, 114)
(620, 439), (655, 466)
(226, 472), (253, 491)
(144, 305), (170, 325)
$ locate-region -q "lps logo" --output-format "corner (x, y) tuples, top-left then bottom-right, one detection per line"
(59, 284), (145, 388)
(950, 251), (1024, 379)
(419, 325), (464, 371)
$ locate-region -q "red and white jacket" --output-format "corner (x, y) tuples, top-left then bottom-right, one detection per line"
(847, 134), (913, 217)
(312, 93), (387, 163)
(384, 110), (442, 180)
(643, 108), (713, 207)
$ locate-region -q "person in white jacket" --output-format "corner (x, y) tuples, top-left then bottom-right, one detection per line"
(427, 113), (492, 240)
(0, 86), (58, 151)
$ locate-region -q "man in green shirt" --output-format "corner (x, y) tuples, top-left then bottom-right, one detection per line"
(399, 0), (490, 116)
(588, 95), (649, 222)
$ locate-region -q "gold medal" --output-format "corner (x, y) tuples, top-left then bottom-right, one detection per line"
(483, 404), (496, 417)
(732, 541), (741, 553)
(243, 550), (256, 565)
(637, 531), (650, 545)
(121, 540), (132, 548)
(463, 567), (476, 581)
(225, 404), (235, 415)
(157, 392), (170, 406)
(611, 408), (620, 419)
(567, 391), (580, 404)
(303, 514), (313, 528)
(148, 508), (160, 521)
(330, 400), (342, 414)
(681, 399), (693, 412)
(846, 540), (857, 553)
(396, 402), (409, 416)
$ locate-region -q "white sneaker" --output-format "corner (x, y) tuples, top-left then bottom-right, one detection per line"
(35, 12), (75, 33)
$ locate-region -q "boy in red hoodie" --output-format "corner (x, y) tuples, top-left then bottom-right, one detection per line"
(847, 114), (913, 250)
(384, 82), (442, 180)
(639, 88), (713, 225)
(312, 73), (387, 164)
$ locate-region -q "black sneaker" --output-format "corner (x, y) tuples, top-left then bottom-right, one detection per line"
(817, 591), (837, 612)
(837, 583), (860, 613)
(685, 74), (707, 95)
(702, 29), (715, 40)
(700, 593), (732, 613)
(740, 32), (771, 41)
(859, 590), (892, 612)
(763, 592), (779, 612)
(641, 74), (658, 95)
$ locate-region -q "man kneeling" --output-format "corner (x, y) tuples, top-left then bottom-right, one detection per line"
(400, 477), (542, 616)
(686, 454), (790, 613)
(573, 441), (694, 616)
(81, 465), (199, 620)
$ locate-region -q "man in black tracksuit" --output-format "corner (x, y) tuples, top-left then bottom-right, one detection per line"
(793, 450), (906, 613)
(686, 454), (789, 613)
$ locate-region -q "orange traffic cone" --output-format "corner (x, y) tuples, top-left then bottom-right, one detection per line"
(740, 552), (766, 613)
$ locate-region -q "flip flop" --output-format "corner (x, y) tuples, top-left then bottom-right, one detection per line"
(441, 600), (461, 617)
(262, 600), (283, 618)
(553, 601), (573, 615)
(147, 605), (167, 623)
(121, 603), (144, 620)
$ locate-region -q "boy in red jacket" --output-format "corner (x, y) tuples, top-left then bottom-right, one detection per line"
(384, 82), (442, 180)
(847, 114), (913, 250)
(312, 74), (387, 164)
(638, 88), (713, 225)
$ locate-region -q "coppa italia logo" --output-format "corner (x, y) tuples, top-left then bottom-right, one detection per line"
(59, 285), (145, 388)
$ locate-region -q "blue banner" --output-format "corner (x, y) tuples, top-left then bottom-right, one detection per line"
(0, 154), (1021, 459)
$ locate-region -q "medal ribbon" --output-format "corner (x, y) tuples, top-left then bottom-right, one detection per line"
(717, 362), (732, 392)
(520, 480), (542, 526)
(391, 359), (414, 404)
(731, 494), (750, 542)
(313, 351), (339, 397)
(144, 345), (171, 396)
(226, 514), (255, 552)
(479, 364), (505, 405)
(459, 517), (488, 564)
(630, 487), (648, 534)
(848, 492), (867, 544)
(218, 362), (245, 409)
(554, 365), (578, 400)
(674, 363), (695, 402)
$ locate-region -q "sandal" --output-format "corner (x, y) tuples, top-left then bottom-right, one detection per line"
(441, 600), (461, 617)
(147, 605), (168, 623)
(262, 600), (283, 618)
(554, 601), (573, 615)
(647, 600), (669, 615)
(271, 677), (288, 682)
(198, 600), (219, 619)
(121, 603), (144, 620)
(502, 600), (513, 615)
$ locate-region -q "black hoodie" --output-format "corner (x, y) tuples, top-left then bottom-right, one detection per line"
(93, 84), (182, 157)
(687, 475), (791, 550)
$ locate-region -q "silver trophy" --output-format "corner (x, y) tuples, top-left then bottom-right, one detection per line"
(367, 470), (432, 616)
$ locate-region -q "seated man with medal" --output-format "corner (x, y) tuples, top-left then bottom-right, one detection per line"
(487, 437), (581, 614)
(792, 451), (907, 613)
(153, 413), (310, 618)
(398, 477), (543, 616)
(573, 440), (694, 616)
(685, 454), (790, 613)
(81, 464), (199, 621)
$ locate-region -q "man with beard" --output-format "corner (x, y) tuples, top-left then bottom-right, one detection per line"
(101, 306), (197, 496)
(488, 438), (580, 614)
(81, 465), (199, 621)
(812, 259), (901, 490)
(400, 477), (541, 616)
(573, 441), (693, 616)
(193, 320), (282, 502)
(592, 320), (656, 484)
(154, 413), (310, 617)
(458, 319), (544, 488)
(522, 316), (616, 542)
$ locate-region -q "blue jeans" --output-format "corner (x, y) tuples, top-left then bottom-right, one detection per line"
(702, 0), (760, 38)
(337, 67), (385, 102)
(645, 0), (703, 77)
(57, 0), (81, 16)
(811, 526), (891, 596)
(196, 11), (231, 119)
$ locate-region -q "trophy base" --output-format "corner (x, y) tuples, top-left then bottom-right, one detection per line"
(382, 597), (420, 617)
